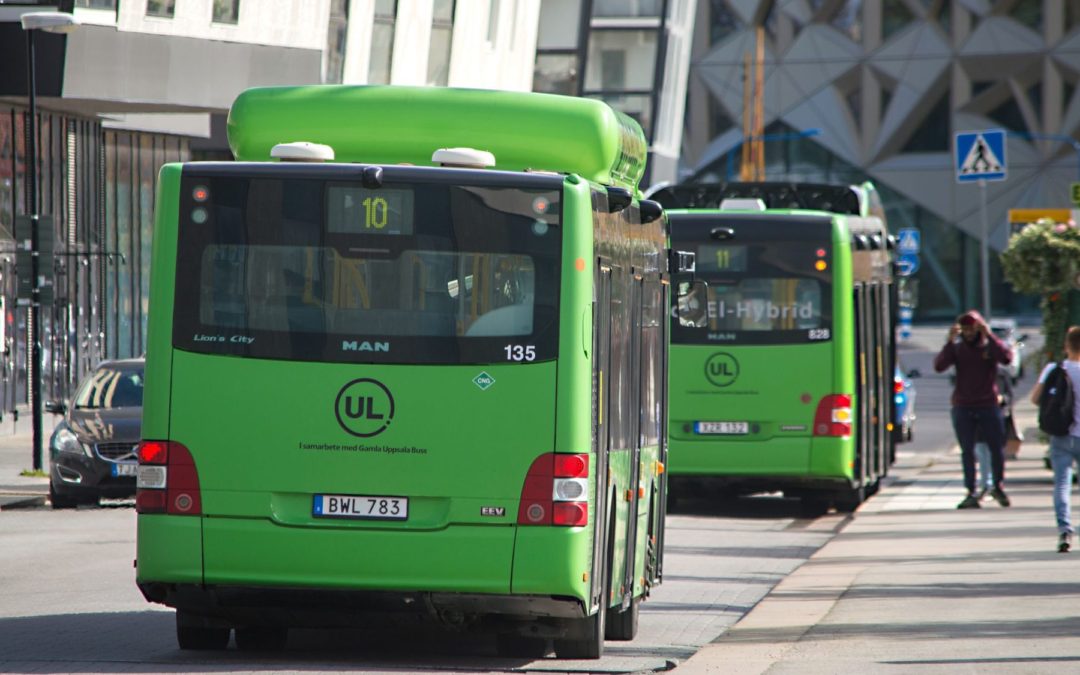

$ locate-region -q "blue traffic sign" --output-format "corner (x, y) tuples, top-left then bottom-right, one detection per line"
(955, 129), (1006, 182)
(896, 253), (920, 276)
(897, 229), (920, 254)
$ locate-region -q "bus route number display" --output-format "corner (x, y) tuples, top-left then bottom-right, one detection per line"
(698, 245), (747, 273)
(328, 186), (415, 235)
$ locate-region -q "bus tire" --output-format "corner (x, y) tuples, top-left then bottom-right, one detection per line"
(176, 613), (230, 650)
(605, 597), (639, 641)
(834, 485), (866, 513)
(495, 634), (550, 658)
(798, 496), (830, 518)
(234, 626), (287, 651)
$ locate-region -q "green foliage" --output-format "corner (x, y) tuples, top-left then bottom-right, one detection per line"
(1000, 218), (1080, 363)
(19, 469), (47, 478)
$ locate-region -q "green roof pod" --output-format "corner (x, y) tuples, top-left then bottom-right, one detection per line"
(227, 85), (648, 192)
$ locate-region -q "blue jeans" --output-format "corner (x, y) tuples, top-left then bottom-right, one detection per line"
(1051, 435), (1080, 535)
(951, 406), (1005, 494)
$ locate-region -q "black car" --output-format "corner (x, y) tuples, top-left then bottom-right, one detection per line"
(46, 358), (145, 508)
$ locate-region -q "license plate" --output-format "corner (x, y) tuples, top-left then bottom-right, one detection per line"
(313, 494), (409, 520)
(694, 421), (749, 435)
(111, 463), (138, 477)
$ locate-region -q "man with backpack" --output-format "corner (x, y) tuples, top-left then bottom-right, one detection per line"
(1029, 326), (1080, 553)
(934, 310), (1014, 509)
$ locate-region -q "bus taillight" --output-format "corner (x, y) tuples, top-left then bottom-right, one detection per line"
(813, 395), (853, 437)
(136, 441), (202, 516)
(517, 453), (590, 527)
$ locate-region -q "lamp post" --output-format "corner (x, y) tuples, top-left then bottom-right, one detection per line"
(20, 11), (79, 472)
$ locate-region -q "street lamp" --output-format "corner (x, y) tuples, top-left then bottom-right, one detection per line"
(20, 11), (79, 472)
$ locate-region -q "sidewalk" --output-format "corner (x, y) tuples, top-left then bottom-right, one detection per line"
(680, 398), (1080, 673)
(0, 408), (57, 509)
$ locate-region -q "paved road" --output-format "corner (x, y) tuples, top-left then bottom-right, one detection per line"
(0, 322), (1040, 673)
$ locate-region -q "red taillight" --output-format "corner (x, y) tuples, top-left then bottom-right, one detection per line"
(894, 379), (904, 394)
(517, 453), (589, 527)
(814, 394), (853, 437)
(136, 440), (202, 515)
(138, 440), (168, 465)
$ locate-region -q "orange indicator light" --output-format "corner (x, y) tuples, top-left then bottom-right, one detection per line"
(192, 186), (209, 202)
(815, 260), (828, 271)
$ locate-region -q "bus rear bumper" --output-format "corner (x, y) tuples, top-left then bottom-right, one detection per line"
(136, 582), (586, 633)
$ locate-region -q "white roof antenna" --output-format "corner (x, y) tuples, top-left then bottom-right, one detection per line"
(271, 142), (335, 162)
(432, 147), (496, 169)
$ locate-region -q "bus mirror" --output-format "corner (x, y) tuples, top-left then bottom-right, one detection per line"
(669, 250), (695, 274)
(606, 186), (633, 212)
(639, 199), (663, 224)
(675, 280), (708, 328)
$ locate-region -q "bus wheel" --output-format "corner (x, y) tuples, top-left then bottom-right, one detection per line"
(175, 613), (230, 650)
(605, 597), (639, 641)
(495, 633), (550, 658)
(553, 604), (605, 659)
(235, 626), (288, 651)
(798, 497), (830, 518)
(834, 486), (866, 513)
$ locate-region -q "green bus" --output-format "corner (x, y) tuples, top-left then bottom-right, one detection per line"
(134, 86), (680, 659)
(658, 187), (896, 513)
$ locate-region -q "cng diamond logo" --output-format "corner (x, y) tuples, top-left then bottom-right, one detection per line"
(473, 372), (496, 391)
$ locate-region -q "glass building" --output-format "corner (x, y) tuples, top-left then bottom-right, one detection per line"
(683, 0), (1080, 320)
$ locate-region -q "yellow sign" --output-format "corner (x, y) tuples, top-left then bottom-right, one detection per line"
(1008, 208), (1072, 223)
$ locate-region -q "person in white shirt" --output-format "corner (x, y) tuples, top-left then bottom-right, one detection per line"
(1029, 326), (1080, 552)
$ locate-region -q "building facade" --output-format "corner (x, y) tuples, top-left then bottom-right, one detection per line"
(684, 0), (1080, 320)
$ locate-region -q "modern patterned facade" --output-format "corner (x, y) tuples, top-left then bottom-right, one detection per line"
(683, 0), (1080, 319)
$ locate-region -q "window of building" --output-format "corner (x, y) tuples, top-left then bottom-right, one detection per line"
(1008, 0), (1041, 32)
(324, 0), (348, 83)
(212, 0), (241, 24)
(829, 0), (862, 43)
(592, 0), (662, 17)
(427, 0), (455, 86)
(487, 0), (500, 45)
(882, 0), (913, 40)
(534, 53), (579, 95)
(538, 0), (581, 50)
(584, 30), (658, 91)
(900, 92), (949, 152)
(709, 0), (741, 45)
(146, 0), (176, 18)
(369, 0), (398, 85)
(75, 0), (117, 9)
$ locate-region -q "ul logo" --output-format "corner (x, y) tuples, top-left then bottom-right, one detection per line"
(335, 378), (395, 437)
(704, 352), (739, 387)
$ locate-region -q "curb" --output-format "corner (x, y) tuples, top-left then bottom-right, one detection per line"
(0, 494), (47, 510)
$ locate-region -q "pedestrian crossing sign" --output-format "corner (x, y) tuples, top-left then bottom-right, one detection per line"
(955, 130), (1006, 183)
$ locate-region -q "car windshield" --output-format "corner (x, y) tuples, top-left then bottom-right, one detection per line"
(73, 364), (145, 409)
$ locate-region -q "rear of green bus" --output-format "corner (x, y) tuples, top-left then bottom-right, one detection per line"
(135, 162), (605, 645)
(667, 210), (856, 500)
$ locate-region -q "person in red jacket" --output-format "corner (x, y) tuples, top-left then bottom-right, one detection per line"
(934, 310), (1014, 509)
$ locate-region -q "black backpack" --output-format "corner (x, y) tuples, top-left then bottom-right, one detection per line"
(1038, 363), (1076, 436)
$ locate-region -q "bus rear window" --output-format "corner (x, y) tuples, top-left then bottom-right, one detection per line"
(174, 174), (561, 364)
(673, 242), (832, 345)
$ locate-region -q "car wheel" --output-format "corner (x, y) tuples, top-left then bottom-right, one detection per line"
(49, 484), (80, 509)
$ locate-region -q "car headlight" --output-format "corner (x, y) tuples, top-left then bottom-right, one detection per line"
(52, 426), (91, 457)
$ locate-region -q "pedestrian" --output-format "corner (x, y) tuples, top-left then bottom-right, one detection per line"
(1029, 326), (1080, 552)
(933, 310), (1014, 509)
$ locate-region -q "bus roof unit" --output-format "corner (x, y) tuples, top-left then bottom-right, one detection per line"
(227, 85), (647, 191)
